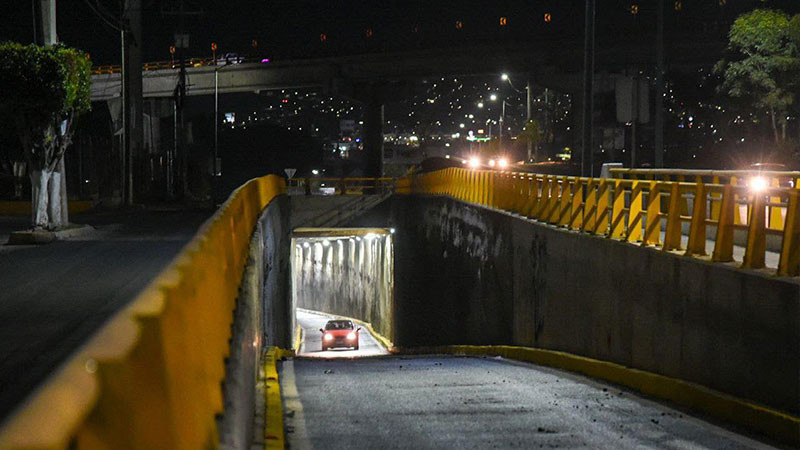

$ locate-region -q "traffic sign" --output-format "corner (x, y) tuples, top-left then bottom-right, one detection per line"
(284, 168), (297, 179)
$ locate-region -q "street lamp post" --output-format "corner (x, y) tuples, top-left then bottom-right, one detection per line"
(500, 73), (533, 160)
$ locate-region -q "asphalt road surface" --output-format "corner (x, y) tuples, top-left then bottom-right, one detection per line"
(0, 210), (212, 423)
(283, 314), (777, 449)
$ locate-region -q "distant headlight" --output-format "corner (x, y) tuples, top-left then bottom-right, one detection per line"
(750, 176), (768, 192)
(347, 332), (356, 340)
(324, 333), (333, 341)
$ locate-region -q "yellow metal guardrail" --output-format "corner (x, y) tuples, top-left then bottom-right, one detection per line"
(0, 175), (286, 449)
(287, 177), (395, 195)
(397, 168), (800, 276)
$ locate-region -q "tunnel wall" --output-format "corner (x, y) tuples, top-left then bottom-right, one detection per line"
(219, 196), (291, 450)
(358, 195), (800, 416)
(293, 233), (394, 342)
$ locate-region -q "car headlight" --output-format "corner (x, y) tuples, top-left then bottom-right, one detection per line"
(324, 333), (333, 341)
(750, 176), (768, 192)
(347, 332), (356, 340)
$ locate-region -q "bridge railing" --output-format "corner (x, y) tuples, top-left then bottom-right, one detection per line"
(398, 168), (800, 276)
(0, 176), (286, 449)
(287, 177), (395, 196)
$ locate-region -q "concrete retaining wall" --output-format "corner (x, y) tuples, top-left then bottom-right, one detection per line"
(293, 232), (394, 341)
(219, 196), (291, 450)
(357, 195), (800, 416)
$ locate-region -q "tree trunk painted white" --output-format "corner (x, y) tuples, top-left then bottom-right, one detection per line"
(58, 156), (69, 226)
(48, 169), (63, 229)
(29, 167), (66, 230)
(30, 169), (52, 228)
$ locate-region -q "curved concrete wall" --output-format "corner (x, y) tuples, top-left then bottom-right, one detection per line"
(359, 195), (800, 416)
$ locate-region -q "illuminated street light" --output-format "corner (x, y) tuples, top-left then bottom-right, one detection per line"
(469, 157), (480, 168)
(477, 102), (484, 108)
(490, 94), (498, 101)
(459, 123), (465, 128)
(311, 169), (319, 175)
(498, 158), (509, 168)
(488, 160), (496, 167)
(501, 73), (509, 81)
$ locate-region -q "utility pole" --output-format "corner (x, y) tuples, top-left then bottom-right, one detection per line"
(654, 0), (665, 168)
(581, 0), (596, 177)
(526, 79), (532, 162)
(163, 0), (203, 199)
(122, 0), (142, 206)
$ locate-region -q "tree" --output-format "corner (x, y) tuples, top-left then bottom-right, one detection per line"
(714, 9), (800, 146)
(0, 42), (91, 229)
(518, 119), (543, 161)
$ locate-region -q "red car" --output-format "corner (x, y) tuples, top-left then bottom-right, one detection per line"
(320, 320), (361, 351)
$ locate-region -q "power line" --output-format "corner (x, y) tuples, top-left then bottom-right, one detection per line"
(82, 0), (122, 31)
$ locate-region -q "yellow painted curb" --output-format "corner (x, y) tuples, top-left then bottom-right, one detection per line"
(293, 326), (303, 353)
(264, 347), (292, 450)
(403, 345), (800, 446)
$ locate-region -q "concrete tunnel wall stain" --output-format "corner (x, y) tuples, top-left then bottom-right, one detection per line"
(292, 230), (394, 343)
(347, 195), (800, 417)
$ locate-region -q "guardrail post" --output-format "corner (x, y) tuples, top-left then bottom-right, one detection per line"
(709, 175), (721, 221)
(627, 180), (643, 243)
(742, 193), (767, 269)
(547, 177), (561, 224)
(558, 178), (572, 226)
(522, 176), (539, 218)
(569, 179), (584, 230)
(663, 182), (683, 251)
(643, 181), (662, 246)
(513, 174), (527, 213)
(338, 178), (346, 195)
(593, 179), (610, 235)
(535, 176), (550, 220)
(778, 190), (800, 276)
(304, 177), (311, 196)
(712, 184), (735, 262)
(487, 171), (495, 207)
(610, 179), (626, 239)
(685, 181), (707, 256)
(769, 178), (783, 231)
(582, 179), (597, 232)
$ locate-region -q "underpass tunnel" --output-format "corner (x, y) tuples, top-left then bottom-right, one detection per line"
(291, 227), (394, 357)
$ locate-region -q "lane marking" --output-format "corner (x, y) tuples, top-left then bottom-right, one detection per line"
(281, 360), (312, 450)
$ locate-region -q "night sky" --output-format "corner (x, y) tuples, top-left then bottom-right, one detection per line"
(4, 1), (800, 66)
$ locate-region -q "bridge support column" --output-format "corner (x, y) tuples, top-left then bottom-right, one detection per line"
(363, 97), (384, 177)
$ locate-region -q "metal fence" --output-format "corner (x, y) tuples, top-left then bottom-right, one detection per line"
(397, 168), (800, 277)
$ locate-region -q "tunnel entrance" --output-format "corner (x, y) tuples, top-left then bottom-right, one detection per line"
(291, 228), (394, 357)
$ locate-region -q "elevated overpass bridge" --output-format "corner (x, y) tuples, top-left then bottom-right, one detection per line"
(89, 39), (725, 102)
(1, 167), (799, 449)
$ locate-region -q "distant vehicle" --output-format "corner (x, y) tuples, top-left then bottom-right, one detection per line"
(747, 163), (793, 189)
(217, 53), (245, 65)
(320, 320), (361, 351)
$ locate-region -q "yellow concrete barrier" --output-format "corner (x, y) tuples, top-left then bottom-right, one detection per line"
(0, 175), (286, 450)
(403, 345), (800, 446)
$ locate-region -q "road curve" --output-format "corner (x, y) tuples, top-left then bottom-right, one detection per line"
(283, 312), (776, 449)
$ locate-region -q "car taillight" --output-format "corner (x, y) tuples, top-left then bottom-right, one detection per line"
(324, 333), (333, 341)
(347, 332), (356, 340)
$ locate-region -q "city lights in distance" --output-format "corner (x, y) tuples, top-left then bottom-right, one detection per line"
(490, 94), (498, 101)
